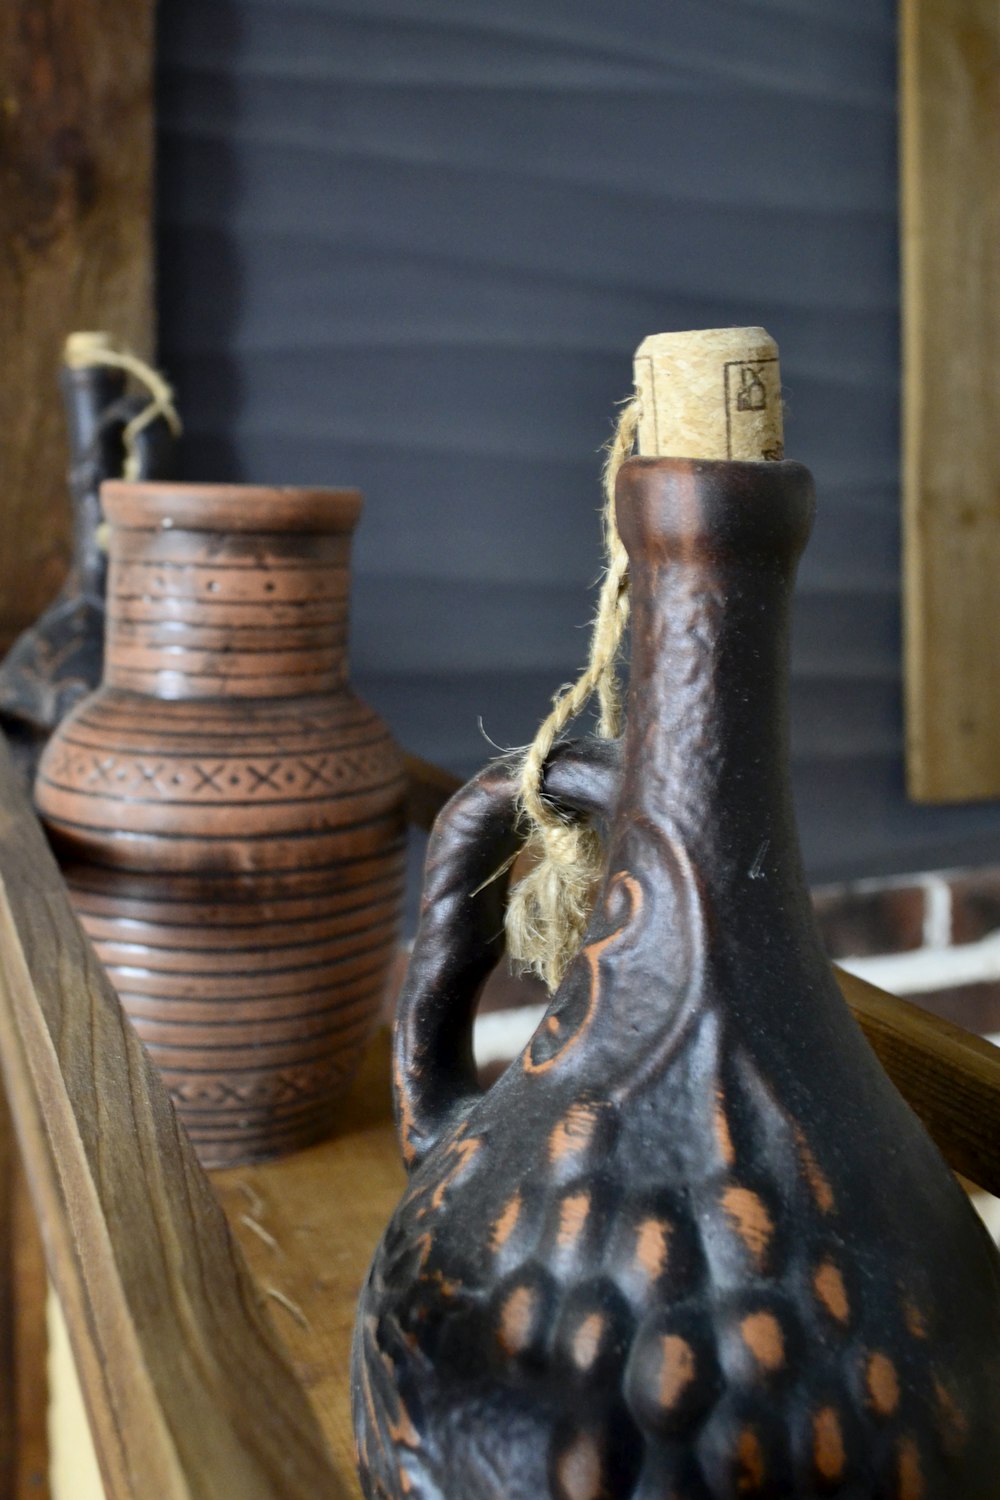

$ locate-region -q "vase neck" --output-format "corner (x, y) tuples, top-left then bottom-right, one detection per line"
(104, 515), (353, 700)
(606, 458), (814, 917)
(61, 364), (128, 596)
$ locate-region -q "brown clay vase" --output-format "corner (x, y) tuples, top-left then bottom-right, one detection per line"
(0, 356), (176, 787)
(36, 481), (407, 1166)
(353, 457), (1000, 1498)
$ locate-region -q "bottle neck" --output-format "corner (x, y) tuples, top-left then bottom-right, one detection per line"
(605, 458), (814, 921)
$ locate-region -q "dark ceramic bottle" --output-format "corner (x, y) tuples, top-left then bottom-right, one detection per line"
(36, 481), (407, 1166)
(0, 358), (175, 785)
(353, 457), (1000, 1498)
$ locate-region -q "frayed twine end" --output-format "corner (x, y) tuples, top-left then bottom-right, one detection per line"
(64, 332), (182, 483)
(503, 396), (640, 991)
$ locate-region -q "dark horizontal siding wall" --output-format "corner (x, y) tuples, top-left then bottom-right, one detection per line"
(157, 0), (1000, 883)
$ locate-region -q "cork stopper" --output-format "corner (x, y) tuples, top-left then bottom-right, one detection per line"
(633, 327), (784, 462)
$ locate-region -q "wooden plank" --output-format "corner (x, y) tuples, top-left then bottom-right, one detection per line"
(838, 967), (1000, 1197)
(0, 735), (344, 1500)
(212, 1035), (404, 1499)
(901, 0), (1000, 800)
(0, 0), (155, 653)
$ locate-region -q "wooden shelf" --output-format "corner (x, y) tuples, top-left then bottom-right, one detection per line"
(3, 737), (1000, 1499)
(211, 1036), (403, 1497)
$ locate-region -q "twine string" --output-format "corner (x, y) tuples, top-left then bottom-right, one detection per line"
(63, 333), (182, 482)
(504, 397), (640, 991)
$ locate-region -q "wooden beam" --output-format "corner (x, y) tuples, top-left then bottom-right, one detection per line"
(0, 736), (344, 1500)
(0, 0), (155, 653)
(901, 0), (1000, 800)
(838, 968), (1000, 1197)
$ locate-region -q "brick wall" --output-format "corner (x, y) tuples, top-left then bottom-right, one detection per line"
(814, 868), (1000, 1040)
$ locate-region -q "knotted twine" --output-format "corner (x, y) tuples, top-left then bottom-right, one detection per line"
(63, 333), (182, 481)
(504, 397), (641, 991)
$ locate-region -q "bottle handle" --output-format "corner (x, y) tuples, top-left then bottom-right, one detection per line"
(393, 738), (620, 1170)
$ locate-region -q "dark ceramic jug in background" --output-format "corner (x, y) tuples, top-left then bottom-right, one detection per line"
(36, 481), (407, 1165)
(0, 357), (175, 785)
(353, 457), (1000, 1498)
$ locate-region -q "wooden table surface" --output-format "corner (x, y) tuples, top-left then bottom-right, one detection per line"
(211, 1035), (403, 1497)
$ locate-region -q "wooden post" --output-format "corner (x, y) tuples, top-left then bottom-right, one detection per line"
(901, 0), (1000, 800)
(0, 0), (156, 655)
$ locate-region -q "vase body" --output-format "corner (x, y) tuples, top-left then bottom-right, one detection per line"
(353, 458), (1000, 1498)
(0, 360), (175, 786)
(36, 482), (407, 1166)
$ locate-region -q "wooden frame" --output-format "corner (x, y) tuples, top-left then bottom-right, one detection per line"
(902, 0), (1000, 800)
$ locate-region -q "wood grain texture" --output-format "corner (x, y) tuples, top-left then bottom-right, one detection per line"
(0, 734), (344, 1500)
(212, 1033), (404, 1497)
(901, 0), (1000, 800)
(837, 968), (1000, 1197)
(0, 0), (155, 655)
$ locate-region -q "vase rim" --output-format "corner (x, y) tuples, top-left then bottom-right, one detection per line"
(100, 481), (363, 534)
